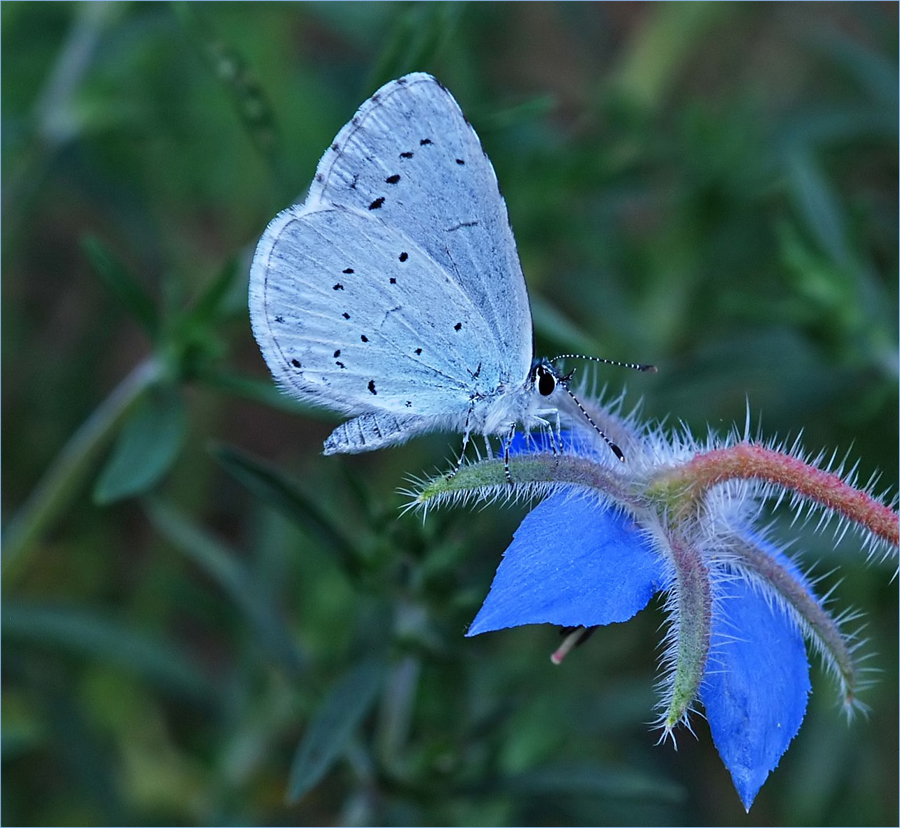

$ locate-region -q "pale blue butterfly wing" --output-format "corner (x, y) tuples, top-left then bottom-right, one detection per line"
(249, 73), (535, 453)
(306, 74), (533, 362)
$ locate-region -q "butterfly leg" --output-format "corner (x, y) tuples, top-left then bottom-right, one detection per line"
(502, 423), (516, 484)
(448, 405), (475, 478)
(532, 409), (563, 453)
(551, 408), (563, 453)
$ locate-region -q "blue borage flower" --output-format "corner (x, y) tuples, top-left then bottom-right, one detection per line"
(410, 397), (897, 810)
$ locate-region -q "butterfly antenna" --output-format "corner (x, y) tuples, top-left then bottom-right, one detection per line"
(558, 379), (626, 463)
(552, 354), (657, 374)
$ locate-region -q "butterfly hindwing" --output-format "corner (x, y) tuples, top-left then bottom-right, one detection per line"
(250, 205), (498, 419)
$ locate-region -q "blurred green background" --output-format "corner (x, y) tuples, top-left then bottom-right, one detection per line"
(2, 2), (897, 825)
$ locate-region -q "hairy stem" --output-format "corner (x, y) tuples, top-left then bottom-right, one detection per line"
(660, 533), (711, 733)
(414, 453), (637, 511)
(654, 443), (898, 549)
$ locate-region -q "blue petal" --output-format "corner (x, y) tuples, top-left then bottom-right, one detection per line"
(506, 430), (580, 456)
(467, 493), (665, 635)
(699, 574), (811, 811)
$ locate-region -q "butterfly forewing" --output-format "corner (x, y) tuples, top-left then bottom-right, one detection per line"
(307, 73), (533, 382)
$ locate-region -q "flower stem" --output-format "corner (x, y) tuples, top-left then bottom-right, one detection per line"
(414, 454), (637, 511)
(657, 443), (898, 550)
(660, 534), (711, 733)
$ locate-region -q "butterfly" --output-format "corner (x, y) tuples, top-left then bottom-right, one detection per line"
(249, 73), (653, 472)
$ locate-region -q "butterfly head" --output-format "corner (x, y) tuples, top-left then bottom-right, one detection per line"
(527, 353), (657, 463)
(529, 357), (565, 398)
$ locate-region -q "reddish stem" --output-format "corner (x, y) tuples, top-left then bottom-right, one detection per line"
(670, 443), (898, 548)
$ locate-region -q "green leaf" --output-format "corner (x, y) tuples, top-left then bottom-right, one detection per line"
(81, 235), (158, 336)
(211, 444), (358, 572)
(287, 659), (386, 803)
(143, 497), (305, 677)
(3, 358), (161, 582)
(787, 148), (850, 267)
(369, 3), (463, 90)
(2, 602), (211, 702)
(93, 383), (186, 504)
(188, 257), (242, 326)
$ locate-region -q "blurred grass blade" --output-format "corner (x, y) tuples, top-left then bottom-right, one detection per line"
(144, 497), (305, 676)
(787, 147), (850, 267)
(612, 2), (726, 113)
(287, 659), (386, 803)
(82, 235), (159, 337)
(2, 602), (212, 702)
(200, 370), (314, 414)
(481, 94), (556, 133)
(173, 2), (281, 168)
(369, 2), (463, 88)
(43, 686), (126, 824)
(810, 27), (898, 108)
(497, 762), (685, 803)
(211, 444), (358, 572)
(2, 358), (162, 584)
(530, 293), (605, 357)
(93, 383), (187, 504)
(187, 257), (241, 326)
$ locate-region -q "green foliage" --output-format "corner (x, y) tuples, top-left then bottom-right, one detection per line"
(94, 384), (186, 504)
(2, 3), (896, 826)
(288, 659), (386, 803)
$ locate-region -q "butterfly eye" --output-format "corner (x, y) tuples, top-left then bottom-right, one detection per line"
(537, 366), (556, 397)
